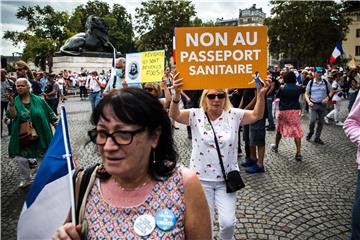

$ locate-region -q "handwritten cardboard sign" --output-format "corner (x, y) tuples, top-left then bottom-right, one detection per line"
(125, 50), (165, 84)
(175, 26), (268, 90)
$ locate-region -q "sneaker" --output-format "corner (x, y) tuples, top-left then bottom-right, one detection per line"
(295, 154), (303, 161)
(324, 116), (329, 124)
(28, 159), (38, 169)
(335, 121), (344, 126)
(241, 158), (256, 167)
(19, 180), (32, 188)
(306, 133), (313, 141)
(245, 164), (265, 174)
(271, 144), (278, 153)
(314, 138), (324, 145)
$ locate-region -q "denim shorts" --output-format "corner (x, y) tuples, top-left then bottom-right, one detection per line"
(249, 119), (266, 146)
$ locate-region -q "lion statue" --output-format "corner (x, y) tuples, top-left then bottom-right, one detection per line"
(60, 15), (114, 55)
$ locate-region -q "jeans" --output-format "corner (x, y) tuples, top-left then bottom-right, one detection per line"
(326, 100), (341, 122)
(201, 180), (236, 240)
(79, 86), (87, 99)
(309, 103), (326, 139)
(351, 170), (360, 240)
(15, 156), (31, 181)
(266, 96), (275, 127)
(89, 91), (102, 111)
(45, 98), (59, 115)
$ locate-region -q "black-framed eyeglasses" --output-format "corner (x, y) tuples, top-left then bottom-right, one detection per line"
(88, 127), (146, 146)
(144, 87), (155, 92)
(207, 93), (226, 100)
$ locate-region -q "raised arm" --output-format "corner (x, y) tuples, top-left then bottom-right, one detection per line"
(241, 75), (271, 126)
(169, 73), (190, 125)
(182, 168), (212, 239)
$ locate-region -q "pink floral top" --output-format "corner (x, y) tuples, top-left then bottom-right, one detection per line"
(189, 108), (244, 181)
(83, 169), (186, 239)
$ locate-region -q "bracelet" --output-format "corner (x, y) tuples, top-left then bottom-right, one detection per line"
(172, 99), (180, 104)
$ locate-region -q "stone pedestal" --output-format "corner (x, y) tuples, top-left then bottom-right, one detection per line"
(52, 52), (119, 74)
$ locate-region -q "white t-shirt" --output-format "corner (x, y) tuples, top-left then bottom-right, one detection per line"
(331, 80), (342, 102)
(189, 108), (245, 182)
(57, 78), (64, 90)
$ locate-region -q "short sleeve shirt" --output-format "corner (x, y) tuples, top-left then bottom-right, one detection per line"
(189, 108), (245, 181)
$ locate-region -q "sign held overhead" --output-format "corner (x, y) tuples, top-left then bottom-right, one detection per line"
(175, 26), (268, 90)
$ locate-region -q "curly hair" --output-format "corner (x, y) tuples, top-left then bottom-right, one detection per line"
(91, 87), (177, 180)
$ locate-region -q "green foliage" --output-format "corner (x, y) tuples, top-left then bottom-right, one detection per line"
(265, 1), (351, 66)
(134, 0), (196, 53)
(3, 5), (71, 70)
(68, 1), (134, 54)
(190, 17), (215, 27)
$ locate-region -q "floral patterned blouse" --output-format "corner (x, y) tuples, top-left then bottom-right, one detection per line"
(189, 108), (244, 181)
(83, 169), (186, 239)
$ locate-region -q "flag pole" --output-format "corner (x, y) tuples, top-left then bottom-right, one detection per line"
(60, 106), (76, 224)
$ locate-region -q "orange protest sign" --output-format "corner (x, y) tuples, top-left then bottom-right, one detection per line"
(175, 26), (268, 90)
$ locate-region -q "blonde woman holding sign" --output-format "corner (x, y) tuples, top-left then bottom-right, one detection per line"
(170, 72), (270, 239)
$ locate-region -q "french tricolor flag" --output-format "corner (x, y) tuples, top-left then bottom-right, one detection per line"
(17, 106), (75, 240)
(329, 42), (344, 64)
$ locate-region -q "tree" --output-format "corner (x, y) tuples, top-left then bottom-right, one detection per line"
(3, 5), (71, 70)
(68, 1), (134, 54)
(264, 1), (351, 66)
(134, 0), (196, 52)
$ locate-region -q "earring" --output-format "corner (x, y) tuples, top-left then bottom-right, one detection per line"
(152, 149), (156, 163)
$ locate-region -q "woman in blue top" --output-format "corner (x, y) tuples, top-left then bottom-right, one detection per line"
(271, 71), (304, 161)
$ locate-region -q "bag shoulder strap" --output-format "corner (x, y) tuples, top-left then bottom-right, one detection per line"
(73, 164), (99, 225)
(205, 112), (227, 181)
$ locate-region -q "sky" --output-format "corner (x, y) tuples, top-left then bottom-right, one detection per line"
(0, 0), (272, 56)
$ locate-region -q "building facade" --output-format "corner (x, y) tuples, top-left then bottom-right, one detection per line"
(342, 10), (360, 65)
(216, 4), (266, 26)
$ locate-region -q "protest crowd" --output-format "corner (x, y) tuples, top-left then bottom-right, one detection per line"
(1, 53), (360, 240)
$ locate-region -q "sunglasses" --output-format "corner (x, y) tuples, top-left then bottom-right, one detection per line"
(144, 87), (155, 92)
(206, 93), (226, 100)
(16, 67), (25, 71)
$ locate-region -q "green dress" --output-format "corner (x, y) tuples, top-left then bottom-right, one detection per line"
(7, 93), (58, 159)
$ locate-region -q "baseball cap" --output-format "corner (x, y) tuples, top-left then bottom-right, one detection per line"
(315, 67), (323, 73)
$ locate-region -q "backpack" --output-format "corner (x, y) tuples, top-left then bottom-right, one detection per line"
(308, 79), (330, 98)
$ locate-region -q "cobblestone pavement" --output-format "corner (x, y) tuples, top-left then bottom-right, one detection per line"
(1, 97), (357, 239)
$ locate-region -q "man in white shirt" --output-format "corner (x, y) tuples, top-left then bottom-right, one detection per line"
(85, 71), (102, 111)
(325, 72), (344, 126)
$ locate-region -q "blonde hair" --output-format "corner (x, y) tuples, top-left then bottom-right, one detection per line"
(15, 60), (34, 79)
(199, 89), (232, 112)
(143, 83), (162, 98)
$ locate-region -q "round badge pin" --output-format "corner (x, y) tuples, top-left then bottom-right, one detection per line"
(155, 209), (177, 231)
(133, 214), (156, 236)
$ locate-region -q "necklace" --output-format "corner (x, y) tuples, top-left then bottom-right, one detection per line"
(113, 177), (150, 192)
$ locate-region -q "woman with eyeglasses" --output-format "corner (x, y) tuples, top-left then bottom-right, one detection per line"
(170, 73), (271, 240)
(52, 88), (211, 239)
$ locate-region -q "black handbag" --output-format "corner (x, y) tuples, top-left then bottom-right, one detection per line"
(205, 113), (245, 193)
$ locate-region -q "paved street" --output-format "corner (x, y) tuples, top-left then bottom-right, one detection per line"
(1, 97), (358, 240)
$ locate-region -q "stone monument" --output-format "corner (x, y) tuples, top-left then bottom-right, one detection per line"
(52, 15), (120, 73)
